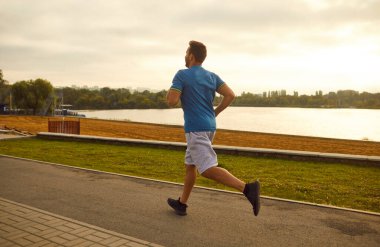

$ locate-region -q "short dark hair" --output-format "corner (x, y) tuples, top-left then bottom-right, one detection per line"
(188, 40), (207, 63)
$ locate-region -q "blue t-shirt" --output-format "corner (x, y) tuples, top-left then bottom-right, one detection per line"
(171, 65), (225, 133)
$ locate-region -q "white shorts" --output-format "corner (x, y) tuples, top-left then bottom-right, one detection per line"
(185, 131), (218, 174)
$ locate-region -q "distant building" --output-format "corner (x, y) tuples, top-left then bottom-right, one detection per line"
(89, 86), (100, 91)
(134, 87), (161, 93)
(135, 87), (151, 92)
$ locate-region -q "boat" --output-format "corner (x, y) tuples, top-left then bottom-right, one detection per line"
(54, 104), (86, 118)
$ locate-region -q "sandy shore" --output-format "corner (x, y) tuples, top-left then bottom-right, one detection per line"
(1, 115), (379, 156)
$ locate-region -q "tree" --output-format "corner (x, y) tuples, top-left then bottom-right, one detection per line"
(0, 69), (6, 85)
(11, 81), (30, 111)
(0, 70), (11, 106)
(12, 79), (54, 115)
(30, 79), (54, 115)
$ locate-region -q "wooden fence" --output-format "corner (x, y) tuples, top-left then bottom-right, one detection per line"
(48, 119), (80, 135)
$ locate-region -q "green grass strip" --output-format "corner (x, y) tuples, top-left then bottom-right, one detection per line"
(0, 138), (379, 213)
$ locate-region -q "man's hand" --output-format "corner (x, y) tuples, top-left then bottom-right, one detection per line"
(214, 84), (235, 117)
(166, 89), (181, 107)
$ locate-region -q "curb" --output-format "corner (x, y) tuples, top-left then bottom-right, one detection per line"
(1, 154), (379, 217)
(0, 135), (35, 141)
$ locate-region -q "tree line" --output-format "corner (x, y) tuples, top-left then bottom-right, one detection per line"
(227, 90), (380, 109)
(54, 88), (380, 109)
(59, 86), (168, 110)
(1, 70), (380, 115)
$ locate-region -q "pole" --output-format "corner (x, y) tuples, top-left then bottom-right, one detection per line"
(62, 89), (64, 133)
(9, 92), (12, 113)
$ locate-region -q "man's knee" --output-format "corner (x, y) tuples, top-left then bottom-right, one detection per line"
(185, 164), (196, 169)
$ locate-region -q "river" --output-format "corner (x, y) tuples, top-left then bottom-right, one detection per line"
(77, 107), (380, 141)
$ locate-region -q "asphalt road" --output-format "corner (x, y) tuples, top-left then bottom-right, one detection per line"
(0, 156), (379, 247)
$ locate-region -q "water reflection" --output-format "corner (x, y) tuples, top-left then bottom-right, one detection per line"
(78, 107), (380, 141)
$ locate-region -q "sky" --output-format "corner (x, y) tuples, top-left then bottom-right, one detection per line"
(0, 0), (379, 95)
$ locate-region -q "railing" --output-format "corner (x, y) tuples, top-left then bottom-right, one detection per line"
(48, 118), (80, 135)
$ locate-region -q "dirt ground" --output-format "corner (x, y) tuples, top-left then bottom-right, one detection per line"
(1, 115), (379, 156)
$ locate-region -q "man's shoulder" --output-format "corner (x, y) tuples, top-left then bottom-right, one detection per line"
(177, 68), (190, 74)
(174, 67), (220, 82)
(174, 68), (190, 79)
(199, 67), (218, 77)
(177, 66), (214, 74)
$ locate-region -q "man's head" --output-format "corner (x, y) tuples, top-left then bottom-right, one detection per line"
(185, 40), (207, 68)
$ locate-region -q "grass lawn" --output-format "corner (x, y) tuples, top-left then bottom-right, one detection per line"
(0, 137), (379, 213)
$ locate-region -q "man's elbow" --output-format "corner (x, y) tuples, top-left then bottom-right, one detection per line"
(227, 91), (235, 100)
(224, 92), (235, 105)
(230, 91), (236, 99)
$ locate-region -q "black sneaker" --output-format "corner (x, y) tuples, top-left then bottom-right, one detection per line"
(167, 197), (187, 216)
(243, 180), (261, 216)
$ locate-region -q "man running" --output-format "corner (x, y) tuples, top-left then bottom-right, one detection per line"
(166, 40), (260, 216)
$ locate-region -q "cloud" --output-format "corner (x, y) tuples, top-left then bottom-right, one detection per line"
(0, 0), (379, 93)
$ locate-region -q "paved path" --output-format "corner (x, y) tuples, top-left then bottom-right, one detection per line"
(0, 198), (162, 247)
(0, 156), (379, 246)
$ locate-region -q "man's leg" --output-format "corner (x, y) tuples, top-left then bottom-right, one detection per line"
(180, 165), (197, 204)
(202, 166), (261, 216)
(201, 166), (245, 192)
(167, 165), (196, 216)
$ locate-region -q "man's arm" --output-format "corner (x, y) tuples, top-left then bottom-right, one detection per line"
(214, 84), (235, 117)
(166, 89), (181, 107)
